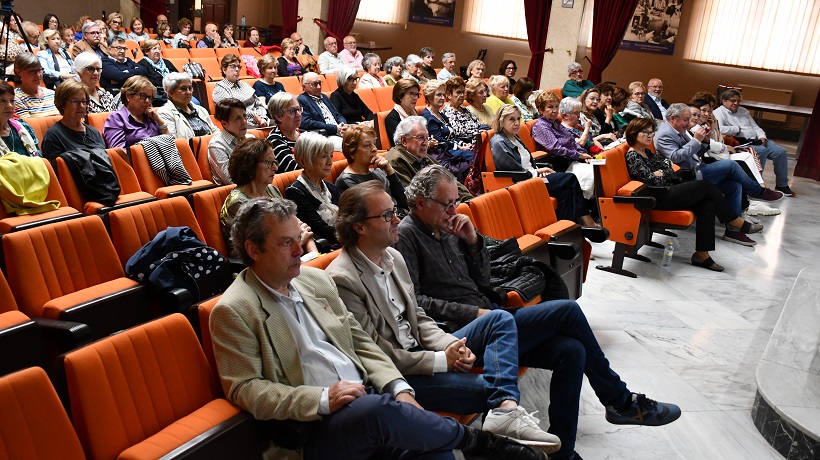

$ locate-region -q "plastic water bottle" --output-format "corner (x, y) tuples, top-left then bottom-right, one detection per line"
(240, 15), (246, 26)
(662, 240), (674, 267)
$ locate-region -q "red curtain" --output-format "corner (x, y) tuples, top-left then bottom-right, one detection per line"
(326, 0), (362, 39)
(587, 0), (639, 84)
(793, 89), (820, 180)
(524, 0), (552, 88)
(282, 0), (299, 37)
(140, 0), (168, 28)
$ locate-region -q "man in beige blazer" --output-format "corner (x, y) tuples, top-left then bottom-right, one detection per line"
(209, 197), (542, 460)
(71, 22), (109, 59)
(327, 182), (560, 454)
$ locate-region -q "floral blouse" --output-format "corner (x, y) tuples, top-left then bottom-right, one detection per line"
(441, 104), (487, 143)
(625, 148), (676, 186)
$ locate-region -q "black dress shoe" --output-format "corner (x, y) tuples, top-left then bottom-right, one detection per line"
(458, 425), (545, 460)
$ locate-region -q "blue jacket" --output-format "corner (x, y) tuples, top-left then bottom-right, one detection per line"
(489, 132), (537, 174)
(37, 48), (74, 80)
(101, 55), (148, 93)
(644, 94), (669, 120)
(297, 92), (346, 136)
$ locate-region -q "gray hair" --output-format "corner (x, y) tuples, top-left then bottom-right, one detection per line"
(107, 36), (126, 47)
(720, 88), (742, 101)
(162, 72), (192, 93)
(666, 103), (690, 119)
(441, 52), (455, 63)
(230, 198), (297, 265)
(405, 54), (422, 67)
(558, 97), (582, 115)
(567, 62), (582, 74)
(336, 66), (358, 88)
(267, 92), (297, 119)
(488, 75), (508, 91)
(14, 53), (39, 70)
(362, 53), (381, 71)
(393, 115), (427, 145)
(419, 47), (434, 58)
(293, 131), (333, 169)
(384, 56), (404, 72)
(405, 164), (455, 207)
(73, 52), (102, 73)
(82, 22), (99, 34)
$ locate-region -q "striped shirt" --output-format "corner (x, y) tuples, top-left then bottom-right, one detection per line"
(14, 87), (59, 119)
(266, 125), (300, 173)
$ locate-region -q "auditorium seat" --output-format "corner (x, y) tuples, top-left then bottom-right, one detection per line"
(190, 134), (217, 182)
(24, 115), (60, 145)
(239, 47), (261, 56)
(278, 76), (303, 95)
(372, 86), (394, 112)
(0, 159), (81, 233)
(167, 57), (190, 73)
(191, 57), (223, 81)
(161, 47), (190, 59)
(355, 88), (379, 113)
(191, 185), (236, 257)
(205, 81), (218, 114)
(302, 249), (340, 269)
(128, 138), (217, 198)
(124, 39), (142, 61)
(323, 73), (338, 92)
(518, 119), (548, 160)
(86, 111), (109, 134)
(376, 110), (391, 150)
(196, 296), (221, 373)
(190, 47), (216, 59)
(272, 169), (302, 195)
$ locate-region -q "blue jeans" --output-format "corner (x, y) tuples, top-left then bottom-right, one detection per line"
(752, 140), (789, 187)
(406, 310), (520, 414)
(506, 300), (630, 459)
(701, 160), (763, 216)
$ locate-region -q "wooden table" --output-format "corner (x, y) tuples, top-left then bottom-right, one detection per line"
(742, 100), (813, 158)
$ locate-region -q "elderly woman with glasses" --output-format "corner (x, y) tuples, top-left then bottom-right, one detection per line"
(358, 53), (386, 89)
(73, 52), (119, 113)
(561, 62), (593, 98)
(285, 131), (342, 248)
(579, 87), (618, 147)
(384, 78), (422, 148)
(559, 96), (600, 152)
(137, 39), (179, 107)
(103, 75), (170, 148)
(619, 81), (655, 124)
(265, 92), (303, 173)
(13, 53), (60, 119)
(0, 81), (40, 157)
(42, 80), (107, 159)
(106, 13), (127, 41)
(441, 76), (489, 144)
(330, 66), (374, 125)
(158, 72), (218, 140)
(212, 53), (270, 129)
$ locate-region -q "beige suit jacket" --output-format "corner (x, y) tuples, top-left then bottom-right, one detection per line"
(326, 246), (458, 376)
(71, 39), (109, 59)
(210, 266), (404, 424)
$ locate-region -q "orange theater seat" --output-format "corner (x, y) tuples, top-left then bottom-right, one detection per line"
(161, 47), (190, 59)
(0, 159), (81, 233)
(518, 119), (548, 160)
(278, 75), (303, 95)
(86, 111), (109, 134)
(190, 134), (217, 182)
(302, 249), (339, 269)
(23, 115), (61, 145)
(326, 159), (348, 183)
(190, 47), (216, 59)
(376, 110), (391, 150)
(272, 169), (302, 195)
(191, 185), (237, 257)
(372, 86), (394, 112)
(355, 88), (379, 113)
(60, 314), (260, 460)
(191, 57), (223, 81)
(129, 138), (216, 198)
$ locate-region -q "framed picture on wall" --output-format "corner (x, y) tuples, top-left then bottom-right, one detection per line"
(619, 0), (683, 55)
(409, 0), (456, 27)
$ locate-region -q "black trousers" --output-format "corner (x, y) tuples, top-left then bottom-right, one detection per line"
(652, 180), (738, 252)
(545, 172), (588, 223)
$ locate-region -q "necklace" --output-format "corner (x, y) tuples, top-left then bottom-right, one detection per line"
(2, 127), (18, 153)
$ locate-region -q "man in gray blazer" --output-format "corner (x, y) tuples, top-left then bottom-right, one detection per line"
(326, 181), (561, 454)
(209, 197), (541, 460)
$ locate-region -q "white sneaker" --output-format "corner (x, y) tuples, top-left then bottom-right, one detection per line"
(483, 406), (561, 453)
(748, 200), (780, 216)
(743, 212), (760, 225)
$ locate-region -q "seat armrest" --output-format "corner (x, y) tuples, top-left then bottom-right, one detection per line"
(581, 226), (610, 243)
(612, 195), (656, 210)
(493, 170), (532, 182)
(31, 317), (93, 350)
(160, 412), (261, 460)
(617, 180), (646, 196)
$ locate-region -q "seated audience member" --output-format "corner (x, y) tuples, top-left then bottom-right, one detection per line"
(4, 14), (23, 42)
(156, 14), (169, 28)
(714, 89), (794, 196)
(592, 83), (618, 136)
(511, 77), (536, 122)
(298, 72), (347, 151)
(101, 37), (148, 95)
(358, 53), (387, 89)
(44, 14), (61, 31)
(383, 56), (404, 86)
(94, 20), (109, 44)
(242, 27), (261, 48)
(42, 80), (106, 159)
(103, 76), (170, 148)
(419, 47), (437, 81)
(402, 54), (424, 84)
(106, 13), (127, 41)
(212, 54), (270, 128)
(561, 62), (593, 98)
(317, 36), (345, 75)
(485, 75), (515, 114)
(421, 80), (472, 181)
(619, 81), (655, 124)
(624, 118), (761, 268)
(655, 103), (783, 245)
(437, 53), (456, 81)
(197, 22), (222, 48)
(210, 197), (541, 460)
(277, 38), (305, 77)
(219, 138), (318, 252)
(326, 181), (561, 453)
(127, 18), (150, 42)
(60, 25), (76, 50)
(394, 165), (681, 460)
(252, 55), (285, 103)
(340, 35), (363, 70)
(37, 29), (75, 89)
(465, 78), (494, 126)
(441, 76), (489, 145)
(0, 81), (40, 157)
(336, 125), (409, 213)
(532, 92), (591, 171)
(330, 67), (374, 124)
(579, 88), (618, 146)
(644, 78), (669, 120)
(138, 40), (179, 107)
(560, 96), (600, 152)
(158, 72), (218, 139)
(285, 132), (342, 246)
(156, 23), (174, 48)
(74, 52), (119, 113)
(13, 53), (60, 119)
(499, 59), (517, 89)
(266, 92), (302, 173)
(21, 21), (42, 51)
(466, 59), (485, 80)
(291, 32), (313, 55)
(492, 104), (596, 226)
(385, 79), (421, 148)
(209, 98), (255, 185)
(220, 23), (240, 48)
(386, 116), (474, 203)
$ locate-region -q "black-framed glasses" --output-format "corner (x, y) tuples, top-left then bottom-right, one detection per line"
(287, 106), (303, 116)
(136, 92), (154, 102)
(259, 159), (277, 169)
(366, 207), (398, 222)
(69, 99), (90, 107)
(427, 197), (457, 213)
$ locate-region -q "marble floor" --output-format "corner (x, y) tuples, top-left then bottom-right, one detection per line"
(515, 142), (819, 460)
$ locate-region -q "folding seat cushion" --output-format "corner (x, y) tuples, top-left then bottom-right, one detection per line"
(190, 47), (215, 59)
(86, 112), (109, 134)
(129, 138), (216, 198)
(0, 367), (86, 460)
(301, 249), (339, 269)
(468, 188), (542, 250)
(191, 185), (236, 257)
(0, 158), (81, 232)
(22, 114), (61, 145)
(376, 110), (391, 150)
(161, 48), (191, 59)
(60, 314), (253, 460)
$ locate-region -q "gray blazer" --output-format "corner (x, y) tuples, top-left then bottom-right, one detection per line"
(654, 120), (708, 176)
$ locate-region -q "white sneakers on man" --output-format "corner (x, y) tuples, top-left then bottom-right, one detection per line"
(747, 200), (781, 216)
(483, 406), (561, 453)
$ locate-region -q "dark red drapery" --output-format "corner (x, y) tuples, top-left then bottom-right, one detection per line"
(139, 0), (168, 28)
(587, 0), (639, 84)
(793, 88), (820, 180)
(524, 0), (551, 89)
(282, 0), (299, 37)
(325, 0), (362, 39)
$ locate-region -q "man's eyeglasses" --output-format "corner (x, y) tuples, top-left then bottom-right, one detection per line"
(305, 81), (323, 87)
(403, 134), (427, 142)
(111, 46), (127, 51)
(428, 197), (457, 213)
(366, 207), (398, 222)
(86, 31), (101, 35)
(227, 64), (242, 70)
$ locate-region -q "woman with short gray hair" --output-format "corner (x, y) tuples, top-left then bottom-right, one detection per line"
(73, 51), (119, 113)
(359, 53), (386, 89)
(157, 72), (219, 139)
(13, 53), (60, 119)
(402, 54), (423, 83)
(383, 56), (404, 87)
(330, 66), (374, 125)
(266, 92), (302, 173)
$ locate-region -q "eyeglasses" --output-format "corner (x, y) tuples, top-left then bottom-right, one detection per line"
(640, 130), (655, 136)
(427, 197), (457, 213)
(344, 41), (356, 46)
(305, 81), (322, 87)
(177, 85), (194, 92)
(632, 92), (646, 96)
(346, 76), (360, 83)
(111, 46), (127, 51)
(86, 67), (102, 73)
(259, 159), (277, 169)
(23, 67), (44, 76)
(406, 92), (420, 98)
(366, 207), (398, 222)
(403, 134), (427, 142)
(227, 64), (242, 70)
(135, 92), (154, 102)
(587, 97), (601, 102)
(506, 66), (516, 71)
(68, 99), (90, 107)
(287, 106), (303, 116)
(727, 98), (741, 104)
(569, 70), (583, 75)
(86, 30), (101, 35)
(111, 20), (122, 25)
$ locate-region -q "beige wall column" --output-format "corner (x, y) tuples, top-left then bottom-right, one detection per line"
(540, 0), (586, 91)
(298, 0), (329, 56)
